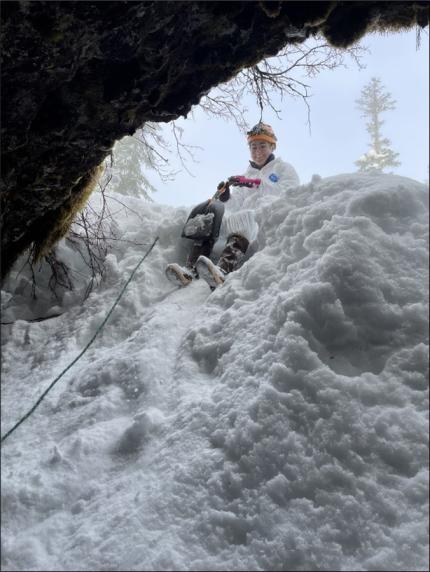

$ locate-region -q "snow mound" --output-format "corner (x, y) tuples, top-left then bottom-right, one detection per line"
(1, 173), (428, 571)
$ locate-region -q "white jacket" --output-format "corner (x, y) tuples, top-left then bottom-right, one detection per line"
(226, 156), (300, 213)
(220, 156), (299, 243)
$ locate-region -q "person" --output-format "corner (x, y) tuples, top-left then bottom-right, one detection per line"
(166, 122), (299, 289)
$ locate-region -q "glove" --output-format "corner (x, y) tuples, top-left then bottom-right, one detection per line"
(213, 181), (230, 203)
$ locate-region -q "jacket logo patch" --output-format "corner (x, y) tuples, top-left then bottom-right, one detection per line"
(269, 173), (279, 182)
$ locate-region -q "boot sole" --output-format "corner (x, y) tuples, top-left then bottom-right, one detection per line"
(195, 258), (225, 288)
(165, 264), (193, 287)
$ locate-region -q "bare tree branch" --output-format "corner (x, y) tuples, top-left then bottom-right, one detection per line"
(198, 38), (368, 131)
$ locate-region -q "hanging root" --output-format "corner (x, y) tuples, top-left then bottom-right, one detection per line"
(32, 164), (104, 262)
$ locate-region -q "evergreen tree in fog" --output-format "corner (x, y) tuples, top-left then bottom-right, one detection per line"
(110, 135), (157, 200)
(355, 77), (401, 173)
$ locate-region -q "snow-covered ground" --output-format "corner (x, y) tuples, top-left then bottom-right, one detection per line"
(1, 172), (428, 571)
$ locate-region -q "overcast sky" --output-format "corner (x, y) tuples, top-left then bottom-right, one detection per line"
(151, 28), (429, 207)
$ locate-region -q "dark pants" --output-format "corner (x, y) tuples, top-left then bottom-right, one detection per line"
(184, 200), (225, 269)
(186, 240), (213, 268)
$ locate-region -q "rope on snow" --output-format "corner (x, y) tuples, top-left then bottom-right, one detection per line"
(1, 236), (159, 446)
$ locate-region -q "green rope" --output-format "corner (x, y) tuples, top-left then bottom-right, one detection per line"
(1, 236), (159, 445)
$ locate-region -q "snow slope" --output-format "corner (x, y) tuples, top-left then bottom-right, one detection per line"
(1, 172), (429, 571)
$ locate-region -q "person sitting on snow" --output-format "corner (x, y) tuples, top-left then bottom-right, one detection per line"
(166, 122), (299, 289)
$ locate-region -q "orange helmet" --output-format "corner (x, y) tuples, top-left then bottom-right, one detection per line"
(247, 122), (277, 146)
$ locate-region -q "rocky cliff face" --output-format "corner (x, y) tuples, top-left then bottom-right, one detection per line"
(1, 1), (428, 279)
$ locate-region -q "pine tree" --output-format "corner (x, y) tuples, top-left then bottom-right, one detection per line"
(355, 77), (400, 173)
(109, 134), (157, 200)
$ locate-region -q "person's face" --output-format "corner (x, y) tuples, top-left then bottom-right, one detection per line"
(249, 140), (274, 166)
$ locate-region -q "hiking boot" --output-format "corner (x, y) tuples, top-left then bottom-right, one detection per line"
(195, 255), (226, 289)
(217, 233), (249, 274)
(165, 263), (194, 287)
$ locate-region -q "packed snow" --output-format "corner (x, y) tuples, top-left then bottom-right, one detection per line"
(1, 172), (429, 571)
